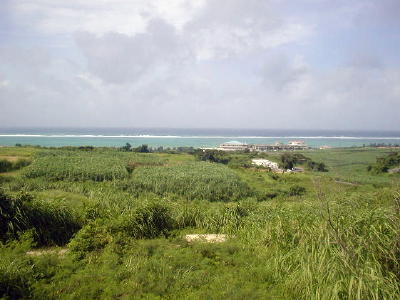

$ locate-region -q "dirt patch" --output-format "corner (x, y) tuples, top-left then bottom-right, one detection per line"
(26, 248), (68, 256)
(334, 180), (361, 186)
(184, 234), (228, 243)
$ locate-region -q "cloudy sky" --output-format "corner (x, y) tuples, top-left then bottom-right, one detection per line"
(0, 0), (399, 130)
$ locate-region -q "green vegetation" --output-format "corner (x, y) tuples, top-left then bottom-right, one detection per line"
(195, 149), (231, 164)
(0, 190), (81, 246)
(279, 152), (327, 171)
(125, 162), (253, 201)
(0, 146), (399, 299)
(22, 150), (167, 181)
(368, 152), (400, 173)
(0, 159), (31, 173)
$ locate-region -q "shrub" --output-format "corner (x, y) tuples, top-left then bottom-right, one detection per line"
(306, 161), (328, 172)
(287, 185), (306, 196)
(68, 220), (113, 260)
(118, 201), (175, 239)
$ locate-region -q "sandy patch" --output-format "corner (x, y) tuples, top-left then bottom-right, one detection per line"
(184, 234), (228, 243)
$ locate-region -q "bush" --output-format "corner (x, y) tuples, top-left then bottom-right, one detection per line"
(306, 161), (328, 172)
(287, 185), (306, 196)
(69, 202), (175, 259)
(68, 220), (114, 260)
(119, 202), (175, 239)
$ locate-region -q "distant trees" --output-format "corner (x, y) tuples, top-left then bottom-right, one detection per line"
(120, 143), (150, 153)
(279, 153), (308, 169)
(121, 143), (132, 152)
(306, 161), (327, 172)
(120, 143), (198, 154)
(195, 150), (231, 164)
(279, 153), (327, 172)
(280, 153), (296, 169)
(135, 144), (150, 153)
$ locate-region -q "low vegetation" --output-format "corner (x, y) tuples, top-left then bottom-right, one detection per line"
(0, 146), (399, 299)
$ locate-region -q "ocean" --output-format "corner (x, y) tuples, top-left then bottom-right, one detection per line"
(0, 128), (400, 148)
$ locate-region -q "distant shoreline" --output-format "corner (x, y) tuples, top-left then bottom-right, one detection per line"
(1, 128), (400, 148)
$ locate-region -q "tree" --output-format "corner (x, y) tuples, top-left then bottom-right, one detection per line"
(194, 150), (230, 164)
(134, 144), (150, 153)
(121, 142), (132, 152)
(280, 153), (295, 169)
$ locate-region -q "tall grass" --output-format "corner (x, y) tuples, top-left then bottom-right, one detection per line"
(0, 190), (82, 246)
(125, 162), (253, 201)
(23, 153), (129, 181)
(22, 150), (168, 181)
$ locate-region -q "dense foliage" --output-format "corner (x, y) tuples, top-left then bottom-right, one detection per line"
(279, 153), (327, 171)
(195, 149), (231, 164)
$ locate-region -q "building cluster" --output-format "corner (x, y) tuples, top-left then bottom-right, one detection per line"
(217, 140), (309, 152)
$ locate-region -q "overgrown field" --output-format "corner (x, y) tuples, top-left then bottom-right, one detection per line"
(22, 150), (167, 181)
(125, 162), (253, 201)
(0, 146), (399, 299)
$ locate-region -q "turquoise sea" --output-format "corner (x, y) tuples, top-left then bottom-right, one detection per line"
(0, 128), (400, 148)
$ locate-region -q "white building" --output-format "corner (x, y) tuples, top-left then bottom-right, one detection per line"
(218, 141), (248, 151)
(288, 140), (306, 146)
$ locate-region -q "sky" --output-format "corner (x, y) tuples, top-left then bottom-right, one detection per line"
(0, 0), (399, 130)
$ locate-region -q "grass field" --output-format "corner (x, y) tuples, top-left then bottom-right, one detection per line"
(0, 146), (399, 299)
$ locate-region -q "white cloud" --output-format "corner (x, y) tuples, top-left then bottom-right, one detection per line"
(10, 0), (204, 35)
(0, 80), (10, 88)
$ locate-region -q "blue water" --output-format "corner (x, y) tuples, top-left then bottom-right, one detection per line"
(0, 128), (400, 148)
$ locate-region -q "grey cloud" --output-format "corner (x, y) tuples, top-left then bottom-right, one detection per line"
(260, 53), (308, 91)
(184, 0), (309, 59)
(75, 19), (189, 84)
(354, 0), (400, 27)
